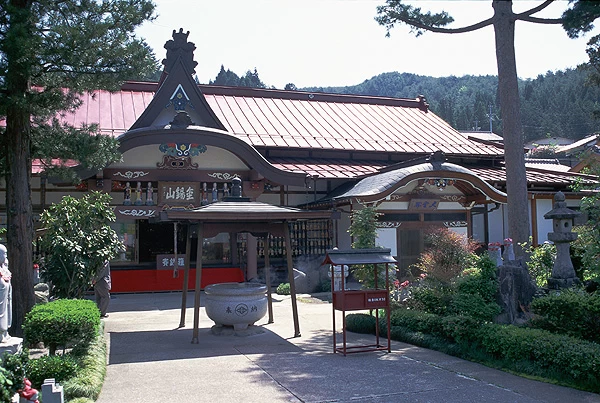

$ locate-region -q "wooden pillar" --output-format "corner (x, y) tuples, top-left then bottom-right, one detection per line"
(192, 223), (204, 344)
(531, 196), (538, 246)
(264, 234), (274, 323)
(284, 221), (300, 337)
(246, 234), (258, 280)
(179, 223), (192, 328)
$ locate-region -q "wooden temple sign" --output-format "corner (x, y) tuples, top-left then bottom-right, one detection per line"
(158, 182), (199, 206)
(409, 199), (439, 211)
(156, 254), (186, 270)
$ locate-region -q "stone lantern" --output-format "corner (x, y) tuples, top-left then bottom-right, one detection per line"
(544, 191), (580, 289)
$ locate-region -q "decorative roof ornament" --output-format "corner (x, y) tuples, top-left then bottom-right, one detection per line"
(162, 28), (198, 75)
(166, 84), (193, 111)
(169, 111), (195, 128)
(428, 150), (446, 168)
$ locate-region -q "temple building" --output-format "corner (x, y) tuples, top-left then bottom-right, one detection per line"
(8, 30), (591, 292)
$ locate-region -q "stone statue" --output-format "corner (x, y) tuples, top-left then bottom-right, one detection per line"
(0, 244), (12, 343)
(134, 181), (143, 206)
(146, 182), (154, 205)
(123, 182), (132, 205)
(212, 183), (218, 203)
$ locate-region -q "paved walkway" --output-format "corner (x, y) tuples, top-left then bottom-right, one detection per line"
(97, 292), (600, 403)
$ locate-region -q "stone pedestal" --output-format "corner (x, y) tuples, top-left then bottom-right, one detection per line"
(0, 336), (23, 356)
(495, 260), (537, 325)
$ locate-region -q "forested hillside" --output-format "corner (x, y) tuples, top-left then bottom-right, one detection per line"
(301, 69), (600, 143)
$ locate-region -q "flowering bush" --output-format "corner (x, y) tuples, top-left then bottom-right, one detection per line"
(410, 227), (478, 283)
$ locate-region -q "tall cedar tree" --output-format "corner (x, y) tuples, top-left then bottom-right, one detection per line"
(0, 0), (158, 336)
(376, 0), (600, 258)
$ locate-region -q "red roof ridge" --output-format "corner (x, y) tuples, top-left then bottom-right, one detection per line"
(118, 81), (429, 111)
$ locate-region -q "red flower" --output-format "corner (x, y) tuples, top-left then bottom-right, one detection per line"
(400, 280), (410, 288)
(393, 279), (400, 288)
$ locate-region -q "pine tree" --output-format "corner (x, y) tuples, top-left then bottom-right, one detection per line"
(375, 0), (600, 257)
(0, 0), (158, 335)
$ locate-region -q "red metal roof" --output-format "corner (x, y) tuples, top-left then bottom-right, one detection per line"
(56, 82), (502, 157)
(470, 167), (581, 185)
(269, 157), (385, 179)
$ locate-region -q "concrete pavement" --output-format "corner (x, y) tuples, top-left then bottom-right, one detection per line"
(96, 292), (600, 403)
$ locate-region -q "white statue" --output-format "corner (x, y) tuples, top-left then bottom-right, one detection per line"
(0, 244), (12, 343)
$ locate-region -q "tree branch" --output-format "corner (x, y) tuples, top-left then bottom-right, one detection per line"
(515, 0), (555, 18)
(399, 16), (495, 34)
(517, 16), (564, 25)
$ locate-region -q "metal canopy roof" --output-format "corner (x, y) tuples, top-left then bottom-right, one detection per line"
(322, 248), (397, 266)
(162, 201), (331, 222)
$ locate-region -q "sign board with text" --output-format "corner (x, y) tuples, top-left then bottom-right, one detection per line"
(158, 182), (199, 206)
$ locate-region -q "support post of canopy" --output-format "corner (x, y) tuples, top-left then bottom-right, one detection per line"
(191, 223), (204, 344)
(179, 223), (192, 328)
(264, 233), (274, 324)
(284, 221), (300, 337)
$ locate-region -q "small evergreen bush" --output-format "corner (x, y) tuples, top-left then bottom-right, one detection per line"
(345, 313), (377, 334)
(0, 349), (28, 399)
(0, 367), (14, 403)
(23, 299), (100, 355)
(276, 282), (291, 295)
(27, 354), (79, 389)
(529, 289), (600, 343)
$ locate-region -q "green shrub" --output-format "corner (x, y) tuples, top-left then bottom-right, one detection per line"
(345, 313), (377, 334)
(440, 315), (481, 343)
(409, 283), (452, 315)
(476, 322), (600, 390)
(390, 308), (445, 337)
(276, 282), (290, 295)
(1, 349), (28, 397)
(0, 367), (14, 403)
(27, 354), (79, 389)
(529, 290), (600, 343)
(449, 293), (501, 322)
(23, 299), (100, 355)
(522, 240), (555, 287)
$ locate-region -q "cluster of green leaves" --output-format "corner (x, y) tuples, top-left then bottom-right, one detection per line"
(0, 349), (28, 403)
(23, 299), (100, 355)
(276, 282), (291, 295)
(27, 353), (79, 389)
(347, 206), (395, 289)
(345, 313), (377, 334)
(521, 239), (555, 287)
(529, 290), (600, 344)
(409, 254), (500, 322)
(40, 191), (123, 299)
(571, 163), (600, 283)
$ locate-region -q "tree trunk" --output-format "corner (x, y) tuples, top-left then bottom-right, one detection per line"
(493, 1), (530, 256)
(5, 0), (35, 337)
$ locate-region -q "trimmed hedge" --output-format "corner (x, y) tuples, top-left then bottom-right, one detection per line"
(385, 308), (600, 392)
(27, 354), (79, 389)
(345, 313), (377, 334)
(530, 290), (600, 344)
(23, 299), (100, 355)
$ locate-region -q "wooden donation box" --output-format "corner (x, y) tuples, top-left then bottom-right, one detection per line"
(322, 248), (396, 355)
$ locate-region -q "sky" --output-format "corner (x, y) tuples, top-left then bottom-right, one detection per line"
(136, 0), (599, 89)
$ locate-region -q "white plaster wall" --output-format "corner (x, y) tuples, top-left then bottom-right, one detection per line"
(487, 204), (506, 245)
(376, 228), (397, 255)
(111, 145), (249, 170)
(536, 198), (554, 244)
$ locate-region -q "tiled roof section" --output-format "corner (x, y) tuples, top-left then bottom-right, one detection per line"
(202, 87), (503, 156)
(53, 82), (503, 157)
(269, 157), (385, 179)
(471, 167), (581, 185)
(556, 134), (598, 154)
(525, 159), (571, 173)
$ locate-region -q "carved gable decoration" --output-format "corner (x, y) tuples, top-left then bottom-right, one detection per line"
(128, 29), (226, 132)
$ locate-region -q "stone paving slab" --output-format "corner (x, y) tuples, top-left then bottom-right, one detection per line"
(96, 292), (600, 403)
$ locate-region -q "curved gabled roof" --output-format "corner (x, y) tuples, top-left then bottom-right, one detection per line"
(334, 156), (507, 204)
(118, 125), (309, 187)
